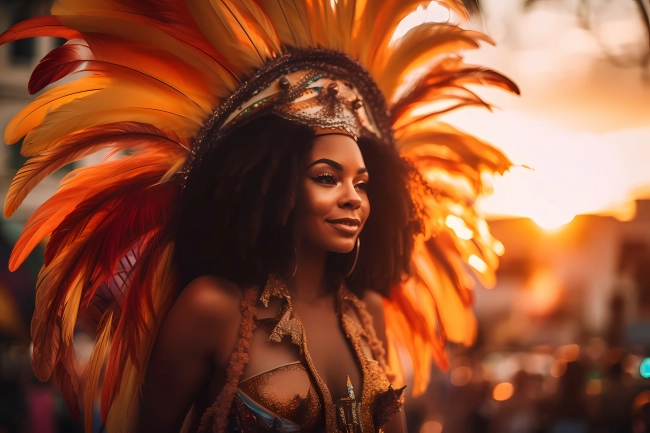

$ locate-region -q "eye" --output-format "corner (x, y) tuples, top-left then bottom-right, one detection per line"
(312, 172), (336, 185)
(355, 181), (368, 191)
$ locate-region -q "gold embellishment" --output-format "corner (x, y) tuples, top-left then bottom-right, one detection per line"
(268, 304), (303, 345)
(257, 274), (400, 432)
(260, 273), (291, 307)
(336, 376), (362, 433)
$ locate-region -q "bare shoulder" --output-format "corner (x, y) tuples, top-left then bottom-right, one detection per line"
(166, 275), (244, 363)
(178, 275), (242, 323)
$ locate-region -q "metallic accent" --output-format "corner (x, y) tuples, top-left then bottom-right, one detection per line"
(327, 81), (339, 95)
(268, 304), (303, 345)
(342, 238), (360, 277)
(336, 376), (362, 433)
(260, 273), (292, 308)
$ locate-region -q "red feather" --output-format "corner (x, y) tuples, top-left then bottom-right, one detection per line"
(29, 43), (92, 95)
(0, 16), (81, 45)
(29, 155), (179, 386)
(9, 148), (183, 271)
(54, 353), (81, 420)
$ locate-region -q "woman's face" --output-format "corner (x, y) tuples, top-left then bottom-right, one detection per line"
(298, 133), (370, 254)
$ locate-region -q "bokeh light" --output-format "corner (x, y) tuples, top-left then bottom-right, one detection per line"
(640, 358), (650, 379)
(493, 382), (514, 401)
(450, 366), (473, 386)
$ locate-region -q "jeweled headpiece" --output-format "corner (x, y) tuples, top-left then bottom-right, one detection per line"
(217, 50), (384, 141)
(185, 48), (393, 183)
(1, 1), (518, 431)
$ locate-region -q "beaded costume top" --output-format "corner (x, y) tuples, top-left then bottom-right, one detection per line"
(0, 1), (518, 432)
(227, 276), (403, 433)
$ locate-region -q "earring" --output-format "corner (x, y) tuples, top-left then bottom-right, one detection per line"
(280, 244), (298, 280)
(342, 238), (360, 277)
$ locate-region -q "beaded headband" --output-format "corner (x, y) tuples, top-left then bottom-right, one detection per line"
(221, 70), (379, 141)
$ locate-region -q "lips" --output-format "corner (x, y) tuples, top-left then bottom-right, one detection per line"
(326, 217), (361, 235)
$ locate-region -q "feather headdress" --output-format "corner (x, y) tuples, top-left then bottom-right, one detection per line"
(1, 0), (518, 431)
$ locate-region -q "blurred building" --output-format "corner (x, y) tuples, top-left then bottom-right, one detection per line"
(480, 200), (650, 352)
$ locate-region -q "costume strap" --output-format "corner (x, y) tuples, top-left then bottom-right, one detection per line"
(198, 287), (258, 433)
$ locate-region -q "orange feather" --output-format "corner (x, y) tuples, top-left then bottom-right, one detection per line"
(0, 16), (81, 44)
(5, 122), (186, 217)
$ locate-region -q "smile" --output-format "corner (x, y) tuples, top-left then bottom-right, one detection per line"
(326, 218), (361, 234)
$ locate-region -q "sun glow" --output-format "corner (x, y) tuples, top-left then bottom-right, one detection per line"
(445, 215), (474, 239)
(443, 109), (650, 227)
(468, 255), (488, 273)
(391, 2), (456, 43)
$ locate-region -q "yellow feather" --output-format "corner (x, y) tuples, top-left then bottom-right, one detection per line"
(187, 0), (274, 76)
(259, 0), (312, 47)
(5, 79), (103, 145)
(373, 24), (491, 101)
(21, 78), (205, 156)
(353, 0), (427, 64)
(235, 0), (282, 52)
(412, 245), (476, 345)
(82, 313), (113, 433)
(55, 10), (239, 96)
(61, 273), (83, 352)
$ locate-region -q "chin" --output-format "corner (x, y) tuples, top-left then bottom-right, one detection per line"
(325, 237), (357, 254)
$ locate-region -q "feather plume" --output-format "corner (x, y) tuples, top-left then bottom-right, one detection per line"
(9, 149), (181, 270)
(5, 79), (103, 146)
(3, 0), (519, 425)
(259, 0), (312, 47)
(5, 122), (185, 217)
(187, 0), (276, 75)
(0, 16), (81, 44)
(29, 43), (90, 94)
(103, 243), (177, 430)
(374, 24), (493, 101)
(81, 313), (113, 433)
(353, 0), (426, 63)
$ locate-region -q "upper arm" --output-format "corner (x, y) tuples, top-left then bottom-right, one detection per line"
(136, 276), (242, 432)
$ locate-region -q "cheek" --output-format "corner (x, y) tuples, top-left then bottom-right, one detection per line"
(299, 182), (334, 239)
(301, 182), (336, 218)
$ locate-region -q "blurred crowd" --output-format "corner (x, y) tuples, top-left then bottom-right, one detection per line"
(406, 342), (650, 433)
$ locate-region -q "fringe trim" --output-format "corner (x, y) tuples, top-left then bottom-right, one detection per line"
(353, 298), (397, 384)
(198, 287), (258, 433)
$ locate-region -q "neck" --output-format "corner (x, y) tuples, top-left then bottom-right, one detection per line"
(285, 241), (329, 303)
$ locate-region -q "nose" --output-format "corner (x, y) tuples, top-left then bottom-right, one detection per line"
(339, 181), (362, 209)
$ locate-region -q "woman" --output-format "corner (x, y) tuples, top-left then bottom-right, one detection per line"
(139, 113), (421, 431)
(140, 115), (416, 431)
(0, 1), (517, 432)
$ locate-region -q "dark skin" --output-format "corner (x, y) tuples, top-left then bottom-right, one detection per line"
(137, 134), (407, 432)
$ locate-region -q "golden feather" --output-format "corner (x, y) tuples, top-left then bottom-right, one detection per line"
(1, 0), (519, 424)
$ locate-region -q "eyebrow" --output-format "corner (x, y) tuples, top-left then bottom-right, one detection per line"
(308, 158), (368, 175)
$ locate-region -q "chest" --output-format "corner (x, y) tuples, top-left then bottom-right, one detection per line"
(292, 301), (363, 401)
(243, 297), (364, 401)
(212, 284), (400, 433)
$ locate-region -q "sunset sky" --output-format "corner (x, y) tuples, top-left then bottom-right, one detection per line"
(400, 0), (650, 229)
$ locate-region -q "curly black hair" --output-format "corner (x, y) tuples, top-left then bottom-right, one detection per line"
(175, 115), (424, 296)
